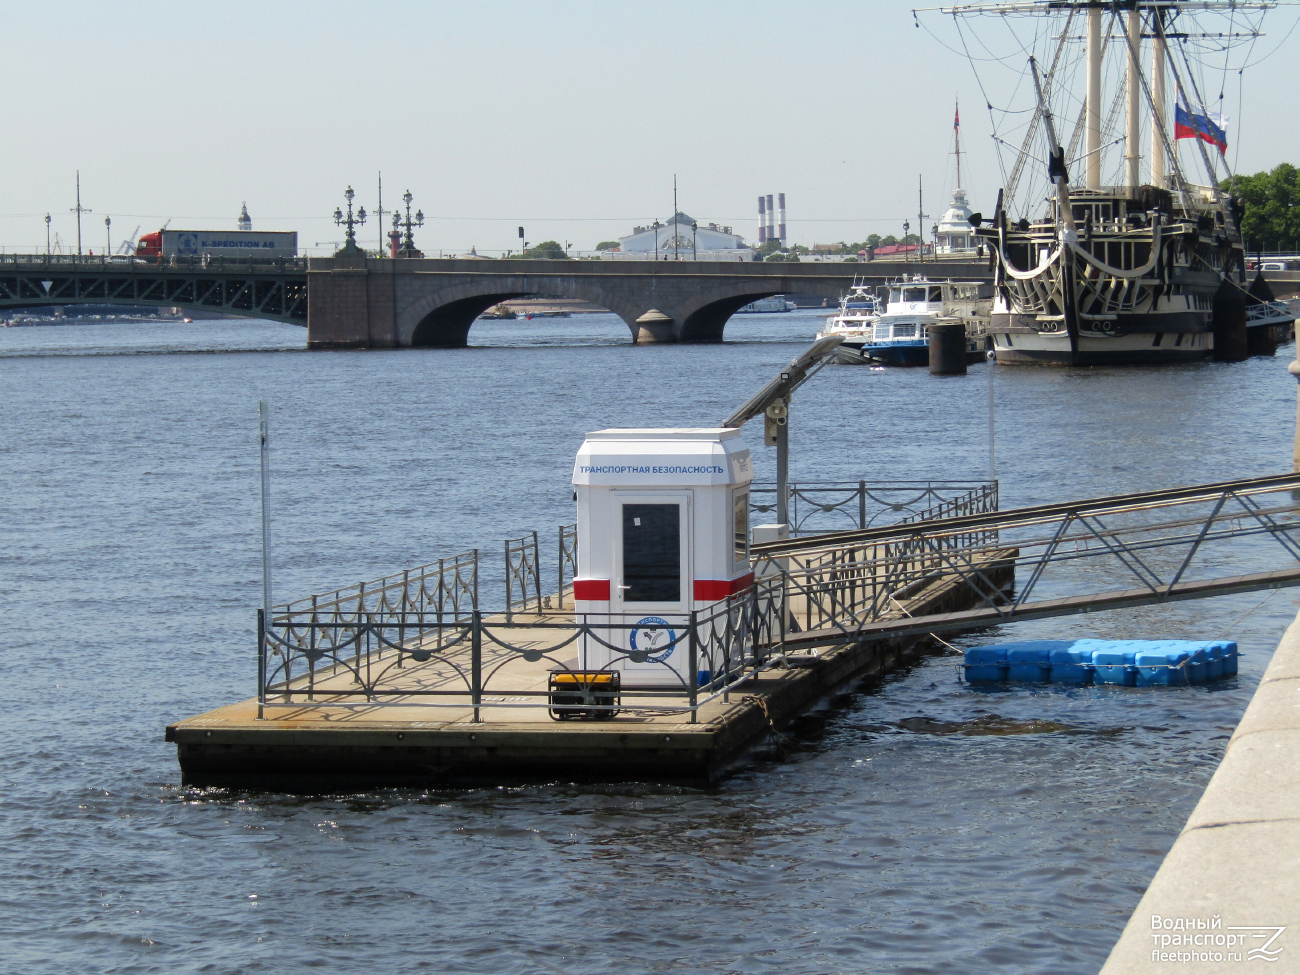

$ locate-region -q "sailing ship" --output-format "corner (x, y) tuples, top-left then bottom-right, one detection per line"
(929, 0), (1293, 366)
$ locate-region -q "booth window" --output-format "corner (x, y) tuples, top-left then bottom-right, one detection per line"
(622, 504), (680, 602)
(733, 491), (749, 569)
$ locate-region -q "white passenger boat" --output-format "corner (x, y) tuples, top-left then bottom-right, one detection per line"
(819, 277), (989, 366)
(815, 283), (882, 353)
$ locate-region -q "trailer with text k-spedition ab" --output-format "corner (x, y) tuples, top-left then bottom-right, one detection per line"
(136, 230), (298, 260)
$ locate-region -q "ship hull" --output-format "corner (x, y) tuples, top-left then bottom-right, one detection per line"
(991, 309), (1215, 365)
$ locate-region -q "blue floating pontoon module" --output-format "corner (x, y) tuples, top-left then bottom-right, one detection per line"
(964, 645), (1009, 683)
(1135, 643), (1189, 687)
(1205, 643), (1224, 681)
(1049, 643), (1095, 684)
(1219, 640), (1239, 676)
(1091, 644), (1137, 686)
(963, 639), (1239, 686)
(1005, 641), (1057, 682)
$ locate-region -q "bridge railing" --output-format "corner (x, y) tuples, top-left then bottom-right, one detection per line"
(0, 253), (310, 272)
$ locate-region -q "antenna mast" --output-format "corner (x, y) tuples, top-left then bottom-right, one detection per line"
(69, 171), (92, 257)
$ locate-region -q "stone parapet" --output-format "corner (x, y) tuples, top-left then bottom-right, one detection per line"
(1099, 610), (1300, 973)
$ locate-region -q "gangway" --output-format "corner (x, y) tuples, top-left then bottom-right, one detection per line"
(754, 472), (1300, 651)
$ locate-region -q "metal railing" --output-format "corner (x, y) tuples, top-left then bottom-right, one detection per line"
(750, 479), (997, 536)
(555, 523), (578, 609)
(260, 578), (788, 722)
(504, 531), (542, 621)
(269, 551), (478, 692)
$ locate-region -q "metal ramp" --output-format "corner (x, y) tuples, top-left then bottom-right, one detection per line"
(1245, 299), (1296, 329)
(753, 472), (1300, 651)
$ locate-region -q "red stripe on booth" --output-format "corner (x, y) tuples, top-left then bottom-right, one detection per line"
(573, 579), (610, 601)
(693, 573), (755, 601)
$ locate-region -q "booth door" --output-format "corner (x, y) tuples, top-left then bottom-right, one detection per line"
(611, 495), (691, 683)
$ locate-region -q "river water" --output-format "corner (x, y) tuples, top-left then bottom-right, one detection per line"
(1, 311), (1296, 974)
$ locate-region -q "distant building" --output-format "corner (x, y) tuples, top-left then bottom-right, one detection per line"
(935, 188), (976, 254)
(601, 212), (754, 261)
(871, 242), (920, 258)
(238, 202), (252, 231)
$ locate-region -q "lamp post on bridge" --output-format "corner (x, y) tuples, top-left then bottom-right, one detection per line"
(105, 216), (112, 258)
(903, 220), (910, 263)
(653, 219), (660, 261)
(692, 221), (697, 261)
(396, 190), (424, 257)
(45, 214), (51, 256)
(333, 186), (367, 256)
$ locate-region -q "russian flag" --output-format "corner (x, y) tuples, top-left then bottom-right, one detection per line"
(1174, 93), (1228, 154)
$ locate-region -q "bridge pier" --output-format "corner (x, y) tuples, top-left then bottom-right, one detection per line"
(632, 309), (675, 344)
(306, 253), (398, 348)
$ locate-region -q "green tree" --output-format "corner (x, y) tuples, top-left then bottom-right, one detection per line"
(1225, 164), (1300, 252)
(517, 239), (569, 259)
(594, 240), (621, 251)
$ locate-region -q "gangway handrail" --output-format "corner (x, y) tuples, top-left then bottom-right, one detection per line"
(755, 471), (1300, 556)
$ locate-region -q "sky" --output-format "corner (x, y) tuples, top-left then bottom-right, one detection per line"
(3, 0), (1298, 256)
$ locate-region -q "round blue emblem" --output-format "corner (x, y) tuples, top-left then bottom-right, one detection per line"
(629, 616), (677, 663)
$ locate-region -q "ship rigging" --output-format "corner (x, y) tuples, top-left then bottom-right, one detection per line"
(914, 0), (1294, 365)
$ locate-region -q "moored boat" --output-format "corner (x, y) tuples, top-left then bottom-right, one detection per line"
(819, 277), (989, 366)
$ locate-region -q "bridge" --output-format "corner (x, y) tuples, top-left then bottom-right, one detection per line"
(0, 254), (309, 324)
(304, 253), (996, 346)
(7, 252), (1294, 347)
(0, 252), (987, 345)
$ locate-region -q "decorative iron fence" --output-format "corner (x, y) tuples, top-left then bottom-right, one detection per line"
(269, 551), (478, 692)
(259, 577), (789, 722)
(555, 523), (577, 609)
(255, 482), (1006, 719)
(256, 531), (1008, 721)
(750, 480), (997, 535)
(504, 531), (542, 621)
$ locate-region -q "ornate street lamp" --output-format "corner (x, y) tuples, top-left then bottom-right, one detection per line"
(692, 221), (698, 261)
(653, 219), (661, 260)
(396, 189), (424, 257)
(45, 214), (51, 256)
(333, 186), (367, 255)
(903, 220), (910, 263)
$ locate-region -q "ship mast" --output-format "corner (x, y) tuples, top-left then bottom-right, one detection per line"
(1125, 5), (1142, 189)
(1085, 5), (1102, 188)
(1150, 6), (1168, 187)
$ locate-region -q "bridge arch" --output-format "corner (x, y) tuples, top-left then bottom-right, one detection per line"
(398, 279), (649, 347)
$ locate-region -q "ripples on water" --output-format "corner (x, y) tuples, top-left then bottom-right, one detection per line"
(1, 312), (1296, 974)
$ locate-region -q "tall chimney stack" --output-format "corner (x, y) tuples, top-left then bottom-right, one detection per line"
(778, 193), (786, 244)
(766, 194), (775, 245)
(758, 196), (766, 244)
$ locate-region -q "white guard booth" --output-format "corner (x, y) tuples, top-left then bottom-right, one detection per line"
(571, 428), (754, 689)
